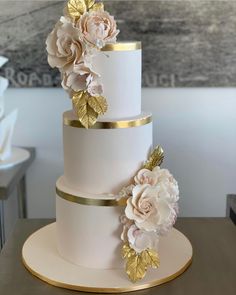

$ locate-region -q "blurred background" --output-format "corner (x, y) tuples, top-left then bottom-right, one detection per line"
(0, 0), (236, 222)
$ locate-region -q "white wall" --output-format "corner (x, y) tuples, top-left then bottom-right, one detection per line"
(4, 88), (236, 218)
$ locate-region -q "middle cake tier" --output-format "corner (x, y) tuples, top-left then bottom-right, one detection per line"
(63, 110), (153, 195)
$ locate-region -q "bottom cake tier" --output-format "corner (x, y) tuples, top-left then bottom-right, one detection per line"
(56, 176), (124, 269)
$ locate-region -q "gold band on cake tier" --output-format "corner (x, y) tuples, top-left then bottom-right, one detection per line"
(56, 187), (127, 207)
(101, 42), (141, 51)
(64, 114), (152, 129)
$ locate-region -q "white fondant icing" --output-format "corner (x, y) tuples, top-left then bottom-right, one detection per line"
(0, 56), (9, 120)
(0, 56), (8, 68)
(56, 177), (124, 269)
(63, 111), (153, 195)
(57, 42), (154, 270)
(0, 110), (18, 161)
(92, 48), (141, 119)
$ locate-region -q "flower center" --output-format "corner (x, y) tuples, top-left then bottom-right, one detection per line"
(139, 200), (152, 215)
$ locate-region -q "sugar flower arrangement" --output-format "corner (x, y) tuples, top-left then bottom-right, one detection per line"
(46, 0), (119, 128)
(119, 146), (179, 282)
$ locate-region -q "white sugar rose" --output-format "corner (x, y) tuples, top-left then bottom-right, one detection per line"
(122, 223), (159, 253)
(153, 167), (179, 203)
(62, 71), (88, 93)
(62, 63), (99, 93)
(118, 184), (135, 200)
(78, 10), (119, 48)
(156, 206), (178, 235)
(125, 184), (176, 232)
(120, 215), (133, 242)
(153, 166), (178, 186)
(46, 17), (84, 74)
(87, 79), (103, 97)
(61, 74), (74, 98)
(134, 169), (158, 186)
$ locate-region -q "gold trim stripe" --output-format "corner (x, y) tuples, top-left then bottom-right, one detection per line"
(56, 187), (127, 207)
(22, 253), (192, 294)
(101, 42), (141, 51)
(64, 114), (152, 129)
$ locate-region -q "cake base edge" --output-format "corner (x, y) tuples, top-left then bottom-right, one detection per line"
(22, 223), (193, 293)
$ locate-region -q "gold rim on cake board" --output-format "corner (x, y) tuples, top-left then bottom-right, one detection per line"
(22, 251), (192, 294)
(22, 224), (193, 294)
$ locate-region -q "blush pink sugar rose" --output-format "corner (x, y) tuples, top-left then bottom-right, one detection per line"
(46, 17), (85, 74)
(78, 10), (120, 49)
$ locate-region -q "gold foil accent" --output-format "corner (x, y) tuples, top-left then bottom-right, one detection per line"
(22, 250), (192, 293)
(72, 91), (96, 129)
(64, 114), (152, 129)
(122, 244), (160, 283)
(88, 95), (108, 115)
(67, 0), (99, 20)
(67, 0), (87, 20)
(73, 91), (108, 129)
(101, 42), (142, 51)
(143, 145), (164, 170)
(56, 187), (127, 207)
(90, 2), (104, 11)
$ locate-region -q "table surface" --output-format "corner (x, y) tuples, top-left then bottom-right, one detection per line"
(0, 218), (236, 295)
(0, 147), (36, 199)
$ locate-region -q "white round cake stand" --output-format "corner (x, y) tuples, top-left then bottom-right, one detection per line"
(22, 223), (193, 293)
(0, 147), (30, 169)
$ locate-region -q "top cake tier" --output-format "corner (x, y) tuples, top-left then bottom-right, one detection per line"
(93, 42), (142, 120)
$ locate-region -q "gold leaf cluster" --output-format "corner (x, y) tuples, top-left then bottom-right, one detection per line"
(72, 90), (108, 128)
(90, 2), (104, 12)
(122, 244), (160, 283)
(67, 0), (104, 21)
(143, 145), (164, 170)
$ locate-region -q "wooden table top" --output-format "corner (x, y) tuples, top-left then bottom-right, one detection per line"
(0, 218), (235, 295)
(0, 147), (36, 199)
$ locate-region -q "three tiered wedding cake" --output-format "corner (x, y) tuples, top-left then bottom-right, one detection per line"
(22, 1), (192, 292)
(46, 0), (179, 281)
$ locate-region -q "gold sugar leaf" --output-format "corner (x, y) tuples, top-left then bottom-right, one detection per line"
(122, 243), (136, 259)
(73, 91), (98, 128)
(67, 0), (87, 20)
(72, 90), (84, 102)
(141, 249), (160, 269)
(72, 90), (87, 120)
(88, 95), (108, 115)
(85, 0), (95, 9)
(82, 105), (98, 129)
(143, 145), (164, 170)
(89, 2), (104, 11)
(122, 244), (160, 282)
(126, 253), (147, 283)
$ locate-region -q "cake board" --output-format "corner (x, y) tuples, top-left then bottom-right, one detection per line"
(22, 223), (193, 293)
